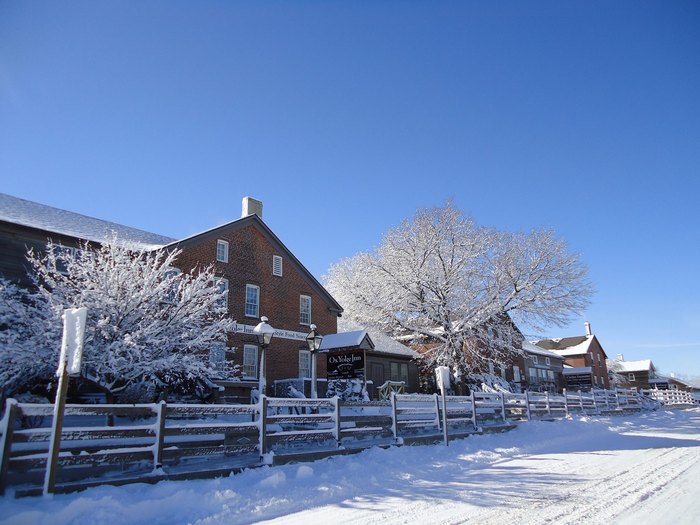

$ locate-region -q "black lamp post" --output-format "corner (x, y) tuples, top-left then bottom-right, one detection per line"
(253, 316), (275, 395)
(306, 324), (323, 399)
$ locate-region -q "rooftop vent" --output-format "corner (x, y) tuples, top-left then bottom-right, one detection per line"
(584, 321), (592, 337)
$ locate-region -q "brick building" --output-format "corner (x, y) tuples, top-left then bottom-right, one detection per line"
(534, 322), (610, 390)
(0, 193), (343, 400)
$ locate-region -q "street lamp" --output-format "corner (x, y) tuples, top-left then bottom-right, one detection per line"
(306, 324), (323, 399)
(253, 316), (275, 395)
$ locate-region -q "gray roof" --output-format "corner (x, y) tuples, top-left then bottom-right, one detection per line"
(0, 193), (175, 249)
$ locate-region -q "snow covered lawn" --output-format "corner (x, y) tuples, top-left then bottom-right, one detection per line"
(2, 408), (699, 525)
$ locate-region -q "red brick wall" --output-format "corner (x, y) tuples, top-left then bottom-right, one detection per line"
(173, 222), (338, 394)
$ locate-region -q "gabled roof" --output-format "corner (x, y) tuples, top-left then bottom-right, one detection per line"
(0, 193), (175, 249)
(165, 213), (343, 315)
(337, 319), (421, 358)
(522, 340), (565, 360)
(0, 193), (343, 314)
(319, 330), (375, 352)
(611, 359), (655, 373)
(533, 335), (602, 357)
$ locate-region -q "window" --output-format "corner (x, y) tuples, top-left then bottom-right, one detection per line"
(216, 240), (229, 263)
(512, 365), (521, 382)
(51, 245), (77, 274)
(532, 355), (539, 365)
(545, 357), (551, 366)
(593, 375), (598, 386)
(299, 295), (311, 325)
(243, 345), (258, 378)
(628, 373), (636, 382)
(209, 345), (226, 375)
(390, 362), (409, 384)
(528, 368), (538, 383)
(245, 284), (259, 318)
(547, 370), (554, 380)
(273, 255), (283, 277)
(215, 278), (229, 309)
(598, 353), (602, 364)
(299, 349), (311, 378)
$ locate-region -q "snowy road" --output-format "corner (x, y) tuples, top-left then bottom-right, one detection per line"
(2, 409), (699, 525)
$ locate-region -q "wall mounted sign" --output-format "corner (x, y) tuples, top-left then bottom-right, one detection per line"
(232, 323), (308, 342)
(327, 350), (365, 380)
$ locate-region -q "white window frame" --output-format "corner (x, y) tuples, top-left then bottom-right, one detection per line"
(628, 373), (636, 382)
(545, 357), (551, 366)
(299, 349), (311, 379)
(299, 295), (311, 326)
(245, 284), (260, 318)
(532, 355), (539, 365)
(273, 255), (283, 277)
(216, 239), (229, 263)
(243, 344), (259, 379)
(215, 278), (229, 309)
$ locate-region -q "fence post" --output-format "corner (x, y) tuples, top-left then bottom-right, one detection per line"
(0, 399), (18, 496)
(500, 392), (507, 423)
(545, 391), (551, 416)
(390, 391), (399, 442)
(563, 389), (569, 416)
(334, 396), (341, 448)
(524, 390), (531, 421)
(259, 395), (268, 462)
(434, 393), (442, 432)
(154, 401), (166, 469)
(605, 390), (610, 411)
(440, 393), (449, 446)
(470, 392), (477, 429)
(579, 390), (584, 411)
(592, 390), (598, 413)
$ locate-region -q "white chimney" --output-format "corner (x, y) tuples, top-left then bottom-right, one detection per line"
(584, 321), (592, 337)
(242, 197), (263, 219)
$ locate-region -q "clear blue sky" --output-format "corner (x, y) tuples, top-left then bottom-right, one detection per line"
(2, 1), (699, 378)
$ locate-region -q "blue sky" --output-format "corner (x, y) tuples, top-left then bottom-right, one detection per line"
(1, 1), (699, 378)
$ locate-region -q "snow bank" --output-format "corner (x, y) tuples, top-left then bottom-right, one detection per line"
(1, 409), (699, 525)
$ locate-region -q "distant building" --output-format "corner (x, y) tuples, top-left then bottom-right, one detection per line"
(607, 357), (657, 389)
(534, 322), (610, 390)
(520, 341), (565, 393)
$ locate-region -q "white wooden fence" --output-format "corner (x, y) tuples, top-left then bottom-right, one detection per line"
(0, 386), (685, 496)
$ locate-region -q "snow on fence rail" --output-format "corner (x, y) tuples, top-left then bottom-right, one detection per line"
(640, 388), (696, 406)
(0, 387), (672, 496)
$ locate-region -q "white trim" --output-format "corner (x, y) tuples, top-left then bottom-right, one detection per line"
(243, 344), (258, 379)
(299, 349), (311, 379)
(273, 255), (283, 277)
(299, 295), (311, 326)
(245, 284), (260, 318)
(232, 322), (308, 341)
(216, 239), (229, 263)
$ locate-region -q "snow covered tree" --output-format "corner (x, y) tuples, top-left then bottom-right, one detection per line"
(0, 279), (58, 400)
(22, 236), (236, 400)
(324, 202), (593, 380)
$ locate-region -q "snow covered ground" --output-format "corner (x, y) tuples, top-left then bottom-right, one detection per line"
(2, 408), (699, 525)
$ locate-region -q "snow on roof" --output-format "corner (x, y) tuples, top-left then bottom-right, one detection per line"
(521, 341), (565, 360)
(613, 360), (654, 373)
(331, 319), (421, 358)
(0, 193), (175, 250)
(318, 330), (372, 351)
(536, 336), (593, 357)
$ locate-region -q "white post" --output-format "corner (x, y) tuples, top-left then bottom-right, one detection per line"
(44, 308), (87, 496)
(563, 388), (569, 416)
(258, 347), (266, 395)
(524, 390), (531, 421)
(311, 351), (318, 399)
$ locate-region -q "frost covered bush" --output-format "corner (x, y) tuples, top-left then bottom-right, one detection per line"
(1, 236), (235, 400)
(327, 379), (368, 402)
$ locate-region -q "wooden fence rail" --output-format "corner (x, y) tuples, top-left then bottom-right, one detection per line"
(0, 386), (682, 496)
